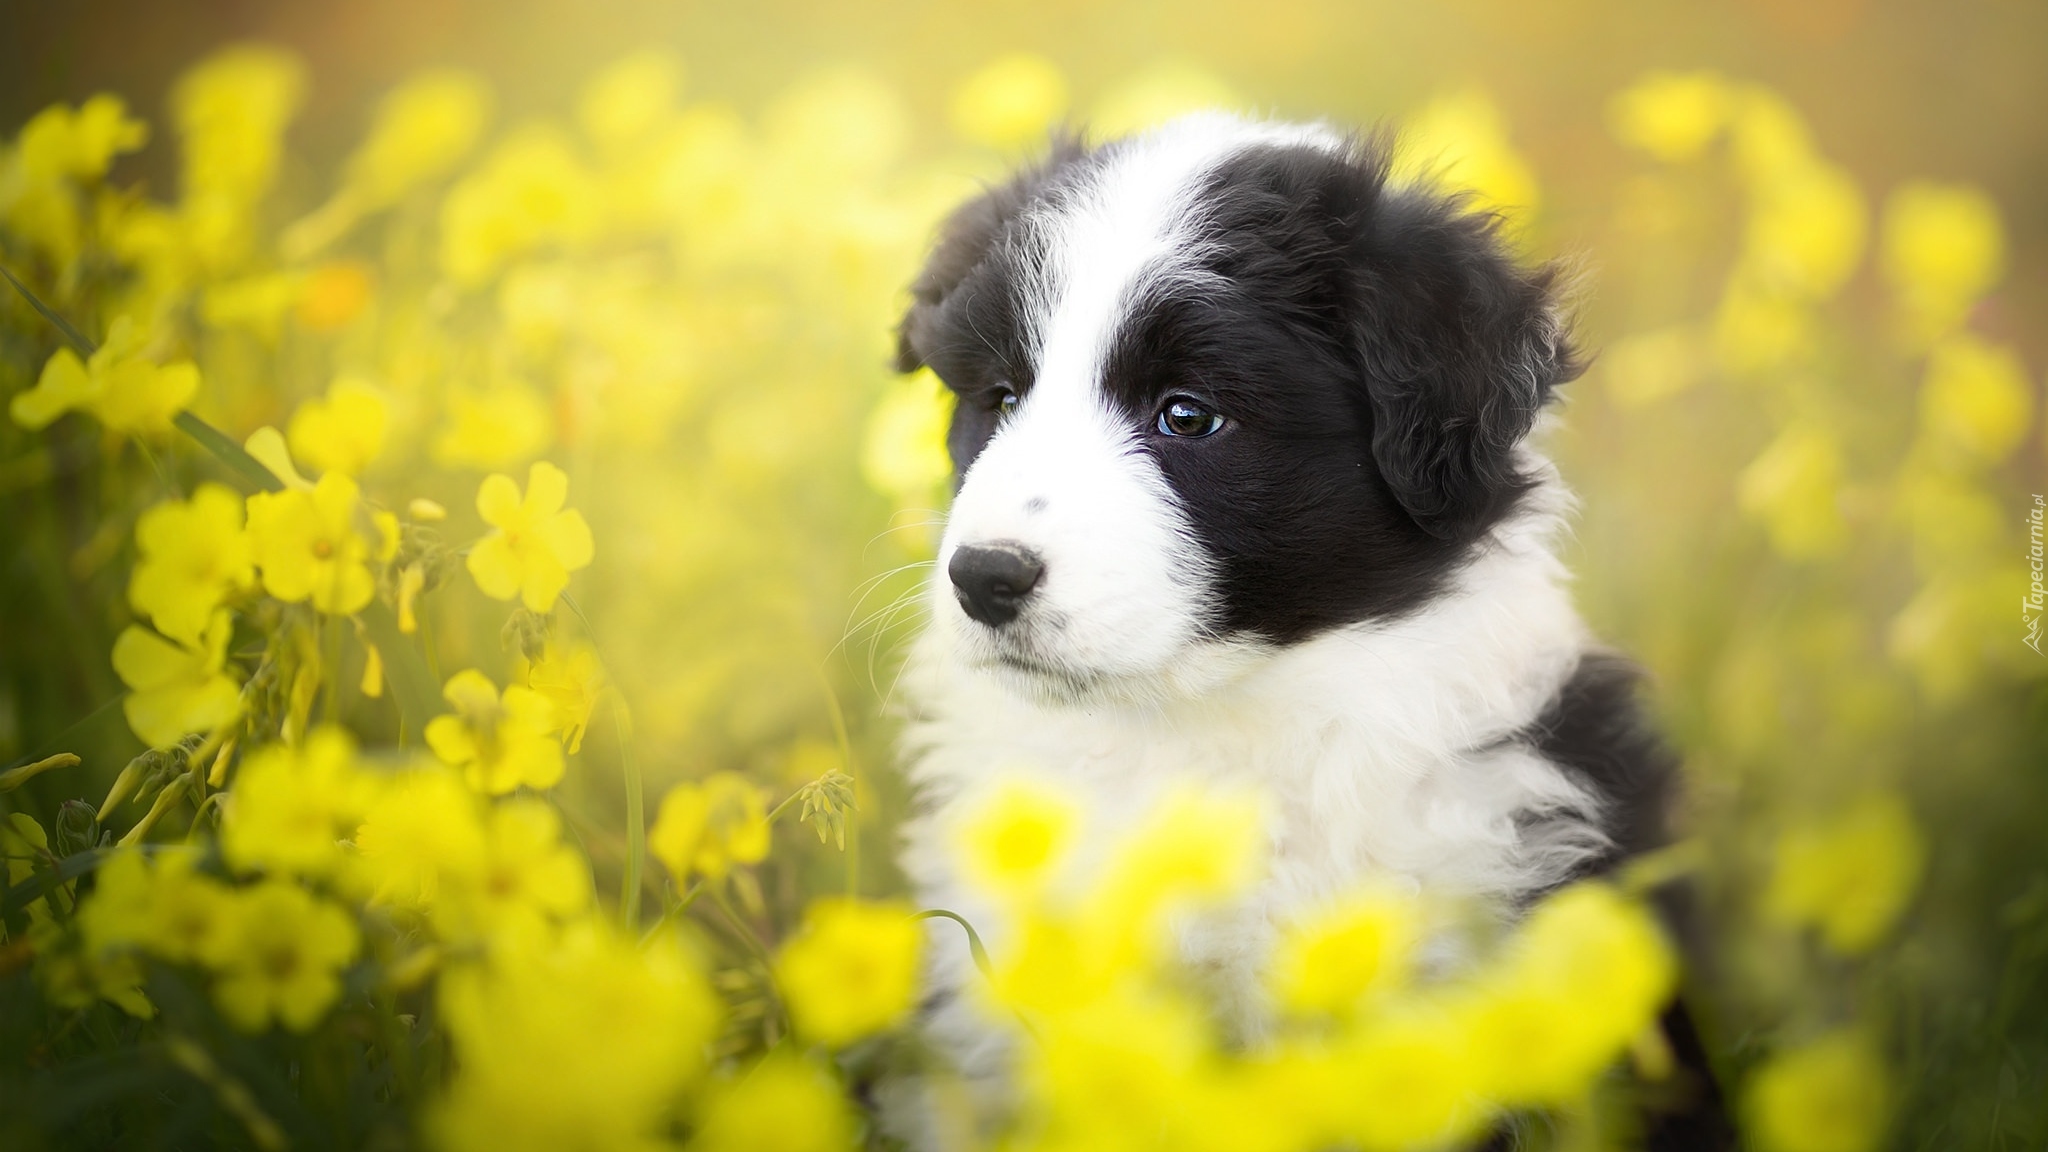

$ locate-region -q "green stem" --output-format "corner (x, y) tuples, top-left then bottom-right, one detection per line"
(638, 879), (706, 948)
(615, 698), (643, 929)
(419, 598), (441, 683)
(912, 909), (995, 981)
(765, 788), (805, 825)
(815, 667), (859, 896)
(708, 880), (776, 969)
(322, 613), (344, 725)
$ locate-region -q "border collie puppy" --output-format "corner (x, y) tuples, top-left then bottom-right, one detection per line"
(892, 113), (1724, 1146)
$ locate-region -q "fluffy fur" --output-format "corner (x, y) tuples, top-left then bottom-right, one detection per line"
(889, 112), (1725, 1146)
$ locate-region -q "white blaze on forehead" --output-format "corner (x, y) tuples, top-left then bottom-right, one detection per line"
(1027, 113), (1347, 412)
(939, 115), (1348, 693)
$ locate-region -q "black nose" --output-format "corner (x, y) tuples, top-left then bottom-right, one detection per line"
(948, 542), (1044, 628)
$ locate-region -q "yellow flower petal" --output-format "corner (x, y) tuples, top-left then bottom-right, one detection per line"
(465, 534), (522, 601)
(10, 348), (96, 430)
(244, 426), (312, 490)
(475, 473), (522, 527)
(111, 625), (198, 692)
(538, 510), (594, 571)
(523, 460), (570, 518)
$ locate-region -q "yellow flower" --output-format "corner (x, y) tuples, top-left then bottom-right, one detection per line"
(0, 160), (82, 264)
(286, 376), (389, 477)
(171, 45), (306, 269)
(209, 879), (360, 1032)
(246, 471), (394, 615)
(432, 381), (552, 470)
(1918, 333), (2034, 464)
(1463, 883), (1676, 1106)
(3, 812), (57, 928)
(1608, 70), (1731, 163)
(763, 68), (908, 184)
(1764, 790), (1927, 954)
(578, 50), (684, 154)
(438, 126), (600, 286)
(1726, 86), (1816, 191)
(1330, 1003), (1491, 1152)
(172, 44), (305, 203)
(346, 69), (493, 206)
(1881, 180), (2005, 343)
(1746, 1032), (1890, 1152)
(221, 728), (377, 878)
(15, 94), (149, 183)
(689, 1054), (855, 1152)
(431, 799), (591, 941)
(1089, 787), (1264, 930)
(775, 897), (922, 1047)
(948, 53), (1068, 150)
(1394, 88), (1541, 220)
(433, 924), (717, 1152)
(1737, 424), (1849, 560)
(1019, 985), (1214, 1150)
(350, 766), (487, 907)
(1886, 568), (2015, 702)
(111, 610), (242, 749)
(127, 483), (254, 645)
(1739, 158), (1867, 301)
(1713, 281), (1811, 376)
(521, 642), (605, 754)
(295, 260), (375, 330)
(466, 461), (595, 613)
(243, 425), (312, 489)
(31, 918), (154, 1019)
(199, 271), (303, 339)
(9, 316), (199, 436)
(1267, 887), (1421, 1018)
(79, 847), (234, 966)
(424, 669), (566, 794)
(648, 772), (770, 882)
(952, 776), (1080, 897)
(861, 368), (955, 508)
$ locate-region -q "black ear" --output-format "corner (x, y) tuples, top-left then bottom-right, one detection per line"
(1348, 175), (1582, 542)
(895, 135), (1086, 374)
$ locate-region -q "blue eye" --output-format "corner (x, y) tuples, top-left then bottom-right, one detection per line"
(1157, 397), (1224, 437)
(997, 388), (1020, 418)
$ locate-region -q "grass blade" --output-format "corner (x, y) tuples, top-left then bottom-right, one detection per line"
(0, 263), (96, 356)
(358, 600), (444, 726)
(171, 411), (283, 493)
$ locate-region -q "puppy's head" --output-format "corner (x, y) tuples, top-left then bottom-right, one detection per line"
(898, 114), (1580, 703)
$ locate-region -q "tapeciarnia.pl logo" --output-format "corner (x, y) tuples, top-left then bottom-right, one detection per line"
(2027, 494), (2045, 656)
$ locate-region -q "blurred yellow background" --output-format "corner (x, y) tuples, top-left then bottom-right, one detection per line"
(3, 0), (2044, 1147)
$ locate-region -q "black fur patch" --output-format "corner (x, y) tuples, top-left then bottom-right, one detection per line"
(1100, 141), (1546, 640)
(1524, 649), (1679, 869)
(1517, 652), (1735, 1152)
(896, 137), (1096, 482)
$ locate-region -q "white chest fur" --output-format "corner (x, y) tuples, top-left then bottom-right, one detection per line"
(896, 495), (1611, 1045)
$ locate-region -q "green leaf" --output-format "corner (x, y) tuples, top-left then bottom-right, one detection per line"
(358, 599), (445, 727)
(171, 411), (284, 493)
(1, 847), (111, 920)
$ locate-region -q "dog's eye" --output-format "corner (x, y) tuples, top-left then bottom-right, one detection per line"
(996, 388), (1020, 419)
(1157, 397), (1224, 438)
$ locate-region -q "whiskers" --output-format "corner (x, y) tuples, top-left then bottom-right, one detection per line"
(833, 511), (949, 705)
